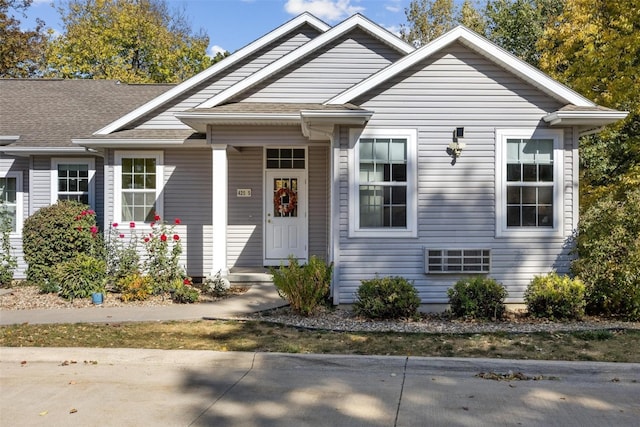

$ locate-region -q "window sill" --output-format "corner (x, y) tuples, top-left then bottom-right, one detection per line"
(349, 228), (418, 238)
(495, 227), (564, 239)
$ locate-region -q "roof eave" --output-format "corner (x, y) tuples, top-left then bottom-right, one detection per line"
(0, 136), (20, 146)
(176, 112), (302, 132)
(543, 111), (629, 127)
(0, 146), (91, 157)
(72, 138), (194, 149)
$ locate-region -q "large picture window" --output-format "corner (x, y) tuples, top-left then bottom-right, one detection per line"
(0, 172), (23, 233)
(349, 129), (417, 238)
(114, 151), (163, 223)
(496, 129), (564, 237)
(51, 158), (95, 206)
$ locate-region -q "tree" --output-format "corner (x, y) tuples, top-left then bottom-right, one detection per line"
(0, 0), (48, 77)
(400, 0), (457, 47)
(484, 0), (563, 67)
(458, 0), (485, 34)
(46, 0), (212, 83)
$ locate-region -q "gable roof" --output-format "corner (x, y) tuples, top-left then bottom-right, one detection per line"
(196, 14), (415, 110)
(94, 13), (330, 136)
(326, 25), (594, 107)
(0, 79), (172, 152)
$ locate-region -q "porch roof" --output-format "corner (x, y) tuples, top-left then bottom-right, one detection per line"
(175, 102), (374, 139)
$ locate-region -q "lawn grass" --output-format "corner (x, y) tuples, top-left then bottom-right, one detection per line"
(1, 320), (639, 362)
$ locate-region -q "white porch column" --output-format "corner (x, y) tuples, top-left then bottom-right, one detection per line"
(211, 144), (228, 276)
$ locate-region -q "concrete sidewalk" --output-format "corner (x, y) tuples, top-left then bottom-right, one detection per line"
(0, 282), (286, 325)
(2, 347), (639, 426)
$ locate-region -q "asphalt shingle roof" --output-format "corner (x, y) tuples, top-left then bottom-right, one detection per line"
(0, 79), (173, 148)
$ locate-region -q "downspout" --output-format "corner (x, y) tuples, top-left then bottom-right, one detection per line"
(329, 126), (341, 306)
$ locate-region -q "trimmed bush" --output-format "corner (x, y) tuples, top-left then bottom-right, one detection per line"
(525, 272), (586, 320)
(354, 276), (420, 320)
(23, 201), (103, 284)
(270, 256), (332, 316)
(447, 277), (507, 320)
(171, 279), (200, 304)
(118, 273), (153, 302)
(51, 253), (106, 301)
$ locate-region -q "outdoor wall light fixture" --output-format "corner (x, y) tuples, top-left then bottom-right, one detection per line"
(448, 127), (466, 158)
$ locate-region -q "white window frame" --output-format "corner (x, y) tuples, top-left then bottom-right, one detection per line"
(0, 171), (24, 235)
(114, 151), (163, 226)
(495, 129), (564, 238)
(51, 158), (95, 207)
(349, 128), (417, 238)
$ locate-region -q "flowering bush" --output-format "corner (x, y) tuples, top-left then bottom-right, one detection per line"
(171, 277), (199, 303)
(143, 215), (187, 295)
(23, 201), (104, 285)
(0, 202), (17, 286)
(105, 221), (140, 287)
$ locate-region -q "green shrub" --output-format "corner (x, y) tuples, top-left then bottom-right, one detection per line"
(354, 276), (420, 320)
(572, 187), (640, 320)
(270, 256), (332, 316)
(51, 253), (106, 301)
(525, 272), (586, 320)
(447, 277), (508, 320)
(23, 201), (104, 284)
(118, 273), (153, 302)
(171, 279), (200, 304)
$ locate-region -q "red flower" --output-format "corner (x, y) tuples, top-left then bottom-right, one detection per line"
(143, 237), (150, 243)
(119, 234), (125, 239)
(160, 234), (167, 242)
(87, 209), (95, 215)
(75, 215), (81, 220)
(80, 210), (87, 216)
(173, 234), (179, 241)
(90, 226), (98, 234)
(183, 278), (192, 286)
(154, 214), (161, 221)
(174, 218), (181, 225)
(76, 226), (83, 231)
(129, 222), (135, 228)
(150, 222), (155, 228)
(112, 222), (119, 228)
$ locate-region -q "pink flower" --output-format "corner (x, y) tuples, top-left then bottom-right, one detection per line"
(129, 222), (135, 228)
(174, 218), (181, 225)
(112, 222), (119, 228)
(90, 226), (98, 234)
(75, 215), (81, 221)
(154, 214), (161, 221)
(173, 234), (179, 241)
(160, 234), (167, 242)
(76, 226), (83, 231)
(80, 210), (87, 216)
(143, 237), (150, 243)
(87, 210), (95, 215)
(119, 234), (125, 239)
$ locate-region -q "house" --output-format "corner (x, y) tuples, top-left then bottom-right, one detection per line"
(0, 13), (627, 306)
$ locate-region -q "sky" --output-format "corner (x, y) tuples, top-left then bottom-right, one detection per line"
(20, 0), (418, 57)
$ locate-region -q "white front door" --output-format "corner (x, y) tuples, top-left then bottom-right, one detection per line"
(265, 170), (307, 264)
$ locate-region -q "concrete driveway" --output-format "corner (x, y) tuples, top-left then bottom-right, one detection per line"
(2, 347), (639, 426)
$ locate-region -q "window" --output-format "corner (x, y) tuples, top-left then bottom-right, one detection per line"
(266, 148), (305, 169)
(114, 151), (163, 223)
(51, 158), (95, 206)
(349, 129), (417, 237)
(0, 172), (23, 233)
(426, 249), (490, 273)
(496, 129), (563, 237)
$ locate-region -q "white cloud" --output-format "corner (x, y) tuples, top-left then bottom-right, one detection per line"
(384, 24), (401, 38)
(284, 0), (364, 22)
(208, 45), (227, 57)
(385, 5), (401, 13)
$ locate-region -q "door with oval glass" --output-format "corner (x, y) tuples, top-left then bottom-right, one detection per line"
(265, 170), (307, 264)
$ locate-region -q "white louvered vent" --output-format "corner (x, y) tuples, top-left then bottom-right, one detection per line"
(425, 249), (491, 274)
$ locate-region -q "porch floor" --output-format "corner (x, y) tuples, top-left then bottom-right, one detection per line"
(228, 267), (273, 283)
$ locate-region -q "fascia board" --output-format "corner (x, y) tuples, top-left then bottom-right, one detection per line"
(93, 13), (330, 136)
(0, 147), (90, 156)
(327, 26), (595, 107)
(0, 136), (20, 145)
(543, 110), (629, 126)
(73, 139), (186, 146)
(197, 15), (414, 110)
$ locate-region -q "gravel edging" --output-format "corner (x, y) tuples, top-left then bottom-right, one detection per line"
(236, 307), (640, 335)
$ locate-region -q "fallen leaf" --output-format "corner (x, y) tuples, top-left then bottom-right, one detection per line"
(69, 381), (76, 385)
(20, 360), (27, 366)
(69, 408), (78, 414)
(462, 407), (469, 411)
(611, 378), (620, 382)
(39, 411), (48, 416)
(60, 360), (69, 366)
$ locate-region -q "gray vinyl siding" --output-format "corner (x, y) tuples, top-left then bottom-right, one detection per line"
(237, 28), (404, 103)
(30, 156), (51, 215)
(133, 25), (322, 130)
(308, 145), (329, 260)
(335, 42), (576, 304)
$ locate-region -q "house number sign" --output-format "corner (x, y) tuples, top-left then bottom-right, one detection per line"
(237, 189), (252, 197)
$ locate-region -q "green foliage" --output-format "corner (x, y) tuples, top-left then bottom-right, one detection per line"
(22, 201), (103, 284)
(354, 276), (420, 320)
(525, 272), (586, 320)
(400, 0), (457, 47)
(46, 0), (211, 83)
(0, 0), (48, 77)
(143, 215), (186, 295)
(199, 270), (230, 297)
(447, 277), (508, 320)
(171, 279), (199, 304)
(0, 201), (17, 286)
(571, 187), (640, 320)
(105, 222), (140, 284)
(51, 253), (106, 301)
(118, 273), (153, 302)
(270, 256), (332, 316)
